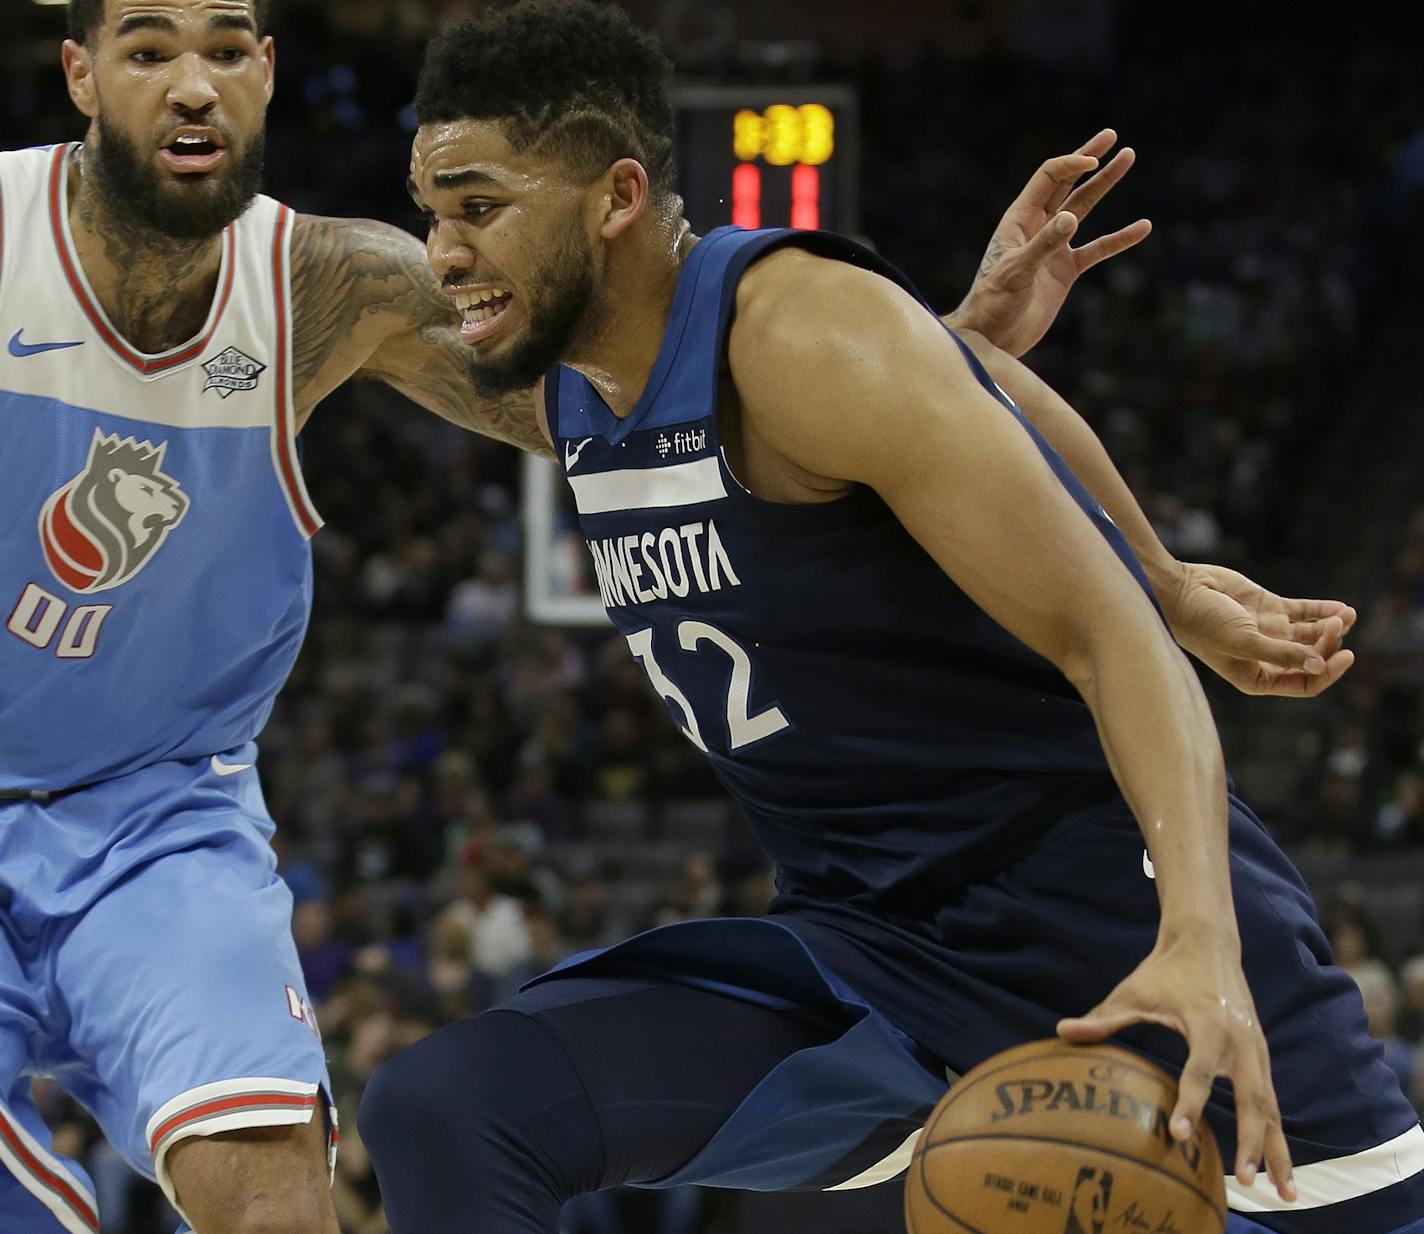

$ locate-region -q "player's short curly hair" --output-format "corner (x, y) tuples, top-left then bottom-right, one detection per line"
(415, 0), (678, 205)
(68, 0), (272, 45)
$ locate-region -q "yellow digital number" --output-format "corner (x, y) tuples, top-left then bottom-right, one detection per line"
(733, 109), (763, 163)
(730, 102), (836, 166)
(797, 104), (834, 166)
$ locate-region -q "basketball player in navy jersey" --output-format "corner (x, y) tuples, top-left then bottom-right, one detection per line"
(368, 4), (1419, 1234)
(0, 2), (1231, 1233)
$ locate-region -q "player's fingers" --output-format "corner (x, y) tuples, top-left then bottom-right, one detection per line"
(1057, 1003), (1179, 1043)
(1170, 1038), (1221, 1142)
(1286, 614), (1342, 648)
(1061, 147), (1137, 219)
(1252, 648), (1355, 698)
(1071, 219), (1153, 272)
(1008, 211), (1079, 275)
(1015, 154), (1100, 214)
(1238, 631), (1325, 675)
(1263, 1110), (1298, 1203)
(1280, 596), (1355, 626)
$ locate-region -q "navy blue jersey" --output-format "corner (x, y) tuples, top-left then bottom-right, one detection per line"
(547, 226), (1164, 903)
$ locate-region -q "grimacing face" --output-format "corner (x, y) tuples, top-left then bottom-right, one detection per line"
(63, 0), (274, 240)
(410, 119), (603, 397)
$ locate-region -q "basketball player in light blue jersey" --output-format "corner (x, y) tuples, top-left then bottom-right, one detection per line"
(367, 4), (1417, 1234)
(0, 1), (1247, 1231)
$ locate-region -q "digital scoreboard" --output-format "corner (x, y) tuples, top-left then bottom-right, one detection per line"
(522, 85), (860, 626)
(673, 85), (860, 236)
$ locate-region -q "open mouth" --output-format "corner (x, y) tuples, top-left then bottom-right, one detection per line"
(159, 130), (227, 175)
(453, 287), (514, 344)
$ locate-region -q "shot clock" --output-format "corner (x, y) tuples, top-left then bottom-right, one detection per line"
(673, 85), (860, 235)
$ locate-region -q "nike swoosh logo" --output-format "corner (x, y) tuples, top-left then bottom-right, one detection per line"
(211, 755), (253, 777)
(564, 437), (594, 472)
(8, 330), (85, 358)
(1142, 850), (1156, 880)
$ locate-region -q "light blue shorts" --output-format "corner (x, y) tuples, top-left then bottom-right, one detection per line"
(0, 745), (332, 1233)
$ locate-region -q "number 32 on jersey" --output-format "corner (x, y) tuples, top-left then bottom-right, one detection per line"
(627, 622), (791, 752)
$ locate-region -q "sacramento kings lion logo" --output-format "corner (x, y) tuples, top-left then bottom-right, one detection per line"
(38, 429), (191, 593)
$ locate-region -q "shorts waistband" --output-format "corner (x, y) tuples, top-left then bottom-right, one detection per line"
(0, 783), (91, 804)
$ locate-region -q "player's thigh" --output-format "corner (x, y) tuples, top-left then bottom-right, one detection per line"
(362, 973), (838, 1208)
(48, 819), (334, 1227)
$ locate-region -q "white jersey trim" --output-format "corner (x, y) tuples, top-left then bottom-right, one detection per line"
(50, 144), (238, 381)
(267, 205), (322, 538)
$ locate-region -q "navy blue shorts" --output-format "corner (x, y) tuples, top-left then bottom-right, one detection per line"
(522, 797), (1423, 1233)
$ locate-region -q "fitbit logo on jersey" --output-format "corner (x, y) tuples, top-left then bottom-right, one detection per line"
(655, 428), (708, 459)
(587, 519), (740, 609)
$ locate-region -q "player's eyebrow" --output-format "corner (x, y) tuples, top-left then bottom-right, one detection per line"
(209, 14), (258, 34)
(433, 168), (502, 191)
(115, 14), (179, 36)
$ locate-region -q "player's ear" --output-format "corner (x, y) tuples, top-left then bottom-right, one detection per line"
(63, 40), (99, 120)
(597, 158), (651, 241)
(260, 36), (276, 103)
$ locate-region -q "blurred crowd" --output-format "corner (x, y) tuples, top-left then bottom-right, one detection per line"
(7, 3), (1424, 1232)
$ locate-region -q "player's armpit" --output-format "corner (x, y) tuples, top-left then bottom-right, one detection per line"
(288, 213), (553, 457)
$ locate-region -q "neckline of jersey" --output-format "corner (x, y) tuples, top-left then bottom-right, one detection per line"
(572, 227), (739, 446)
(48, 143), (238, 379)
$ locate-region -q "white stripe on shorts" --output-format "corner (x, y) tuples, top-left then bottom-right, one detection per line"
(1227, 1122), (1424, 1212)
(568, 457), (726, 515)
(821, 1119), (1424, 1212)
(0, 1100), (99, 1234)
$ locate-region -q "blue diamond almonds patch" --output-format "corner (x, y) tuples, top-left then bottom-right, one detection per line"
(201, 346), (266, 398)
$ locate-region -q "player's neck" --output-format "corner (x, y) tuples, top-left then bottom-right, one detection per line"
(67, 148), (225, 356)
(566, 220), (695, 418)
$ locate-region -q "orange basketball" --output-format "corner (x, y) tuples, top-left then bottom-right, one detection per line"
(905, 1040), (1227, 1234)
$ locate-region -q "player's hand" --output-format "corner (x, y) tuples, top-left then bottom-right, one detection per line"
(1164, 561), (1357, 697)
(1056, 932), (1298, 1204)
(947, 129), (1151, 358)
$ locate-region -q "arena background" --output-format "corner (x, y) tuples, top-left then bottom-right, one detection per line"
(7, 1), (1424, 1230)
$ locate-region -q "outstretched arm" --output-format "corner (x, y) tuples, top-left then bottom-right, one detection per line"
(953, 327), (1357, 697)
(946, 129), (1152, 358)
(728, 252), (1294, 1202)
(288, 214), (552, 458)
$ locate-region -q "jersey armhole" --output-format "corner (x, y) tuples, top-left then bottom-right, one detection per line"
(269, 205), (323, 539)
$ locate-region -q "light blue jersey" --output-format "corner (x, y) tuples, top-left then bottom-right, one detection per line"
(0, 146), (332, 1233)
(0, 144), (322, 791)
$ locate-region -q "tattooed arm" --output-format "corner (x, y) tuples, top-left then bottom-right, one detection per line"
(288, 213), (553, 457)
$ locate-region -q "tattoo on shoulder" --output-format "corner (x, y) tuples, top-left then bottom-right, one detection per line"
(288, 214), (551, 458)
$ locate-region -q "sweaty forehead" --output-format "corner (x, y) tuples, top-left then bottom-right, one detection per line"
(107, 0), (257, 30)
(412, 120), (529, 190)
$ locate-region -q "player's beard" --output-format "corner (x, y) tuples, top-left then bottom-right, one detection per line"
(91, 114), (265, 242)
(467, 226), (598, 399)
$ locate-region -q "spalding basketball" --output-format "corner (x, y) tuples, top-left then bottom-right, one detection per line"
(906, 1040), (1227, 1234)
